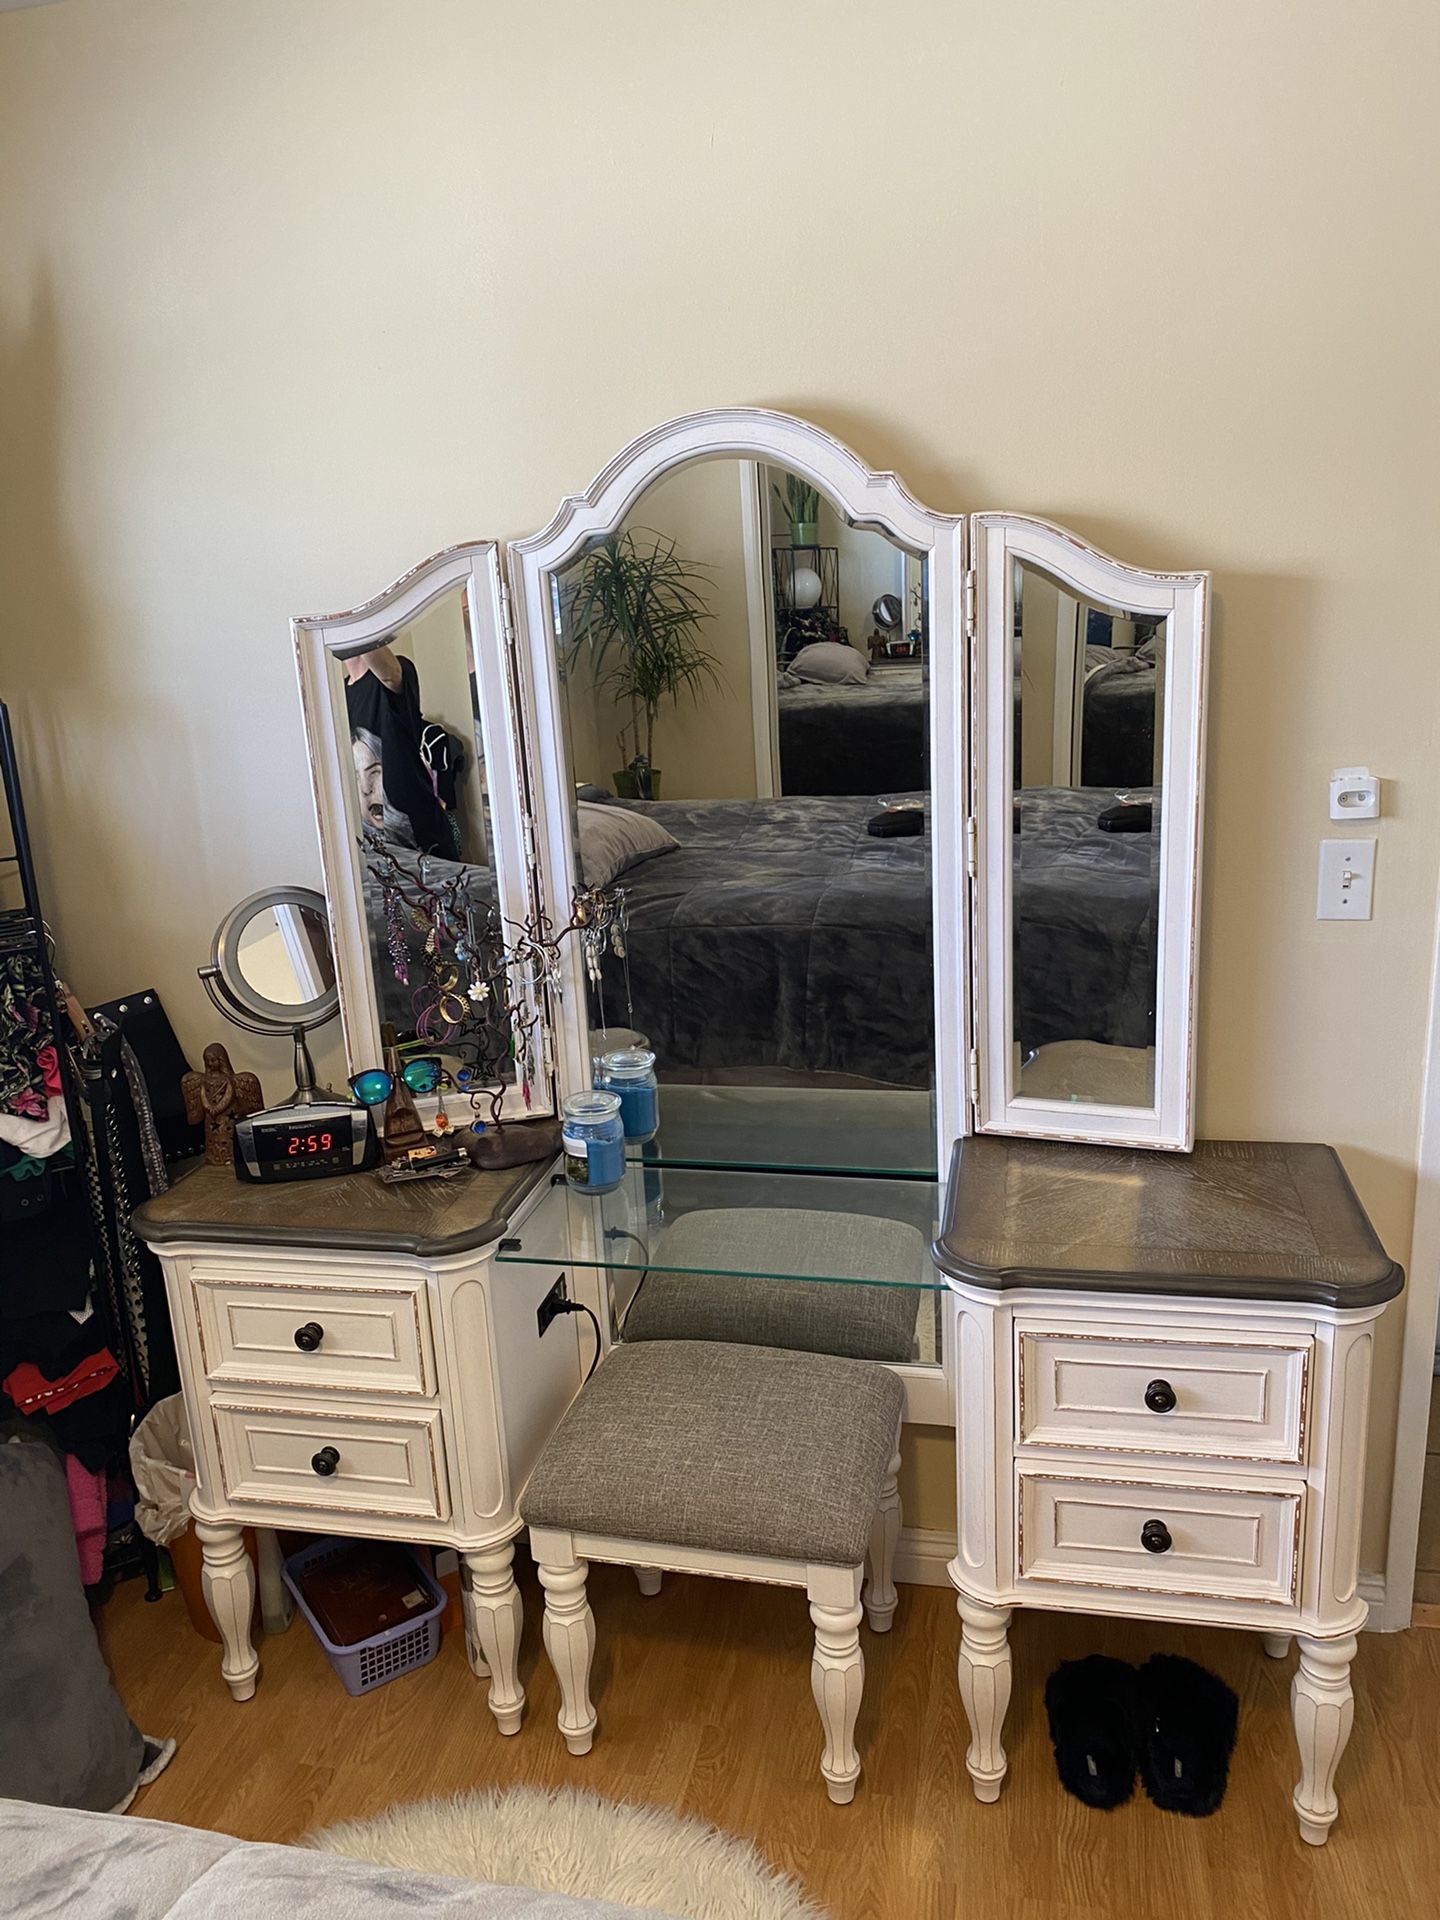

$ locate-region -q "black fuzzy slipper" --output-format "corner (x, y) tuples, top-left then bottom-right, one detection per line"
(1137, 1654), (1239, 1816)
(1044, 1655), (1139, 1809)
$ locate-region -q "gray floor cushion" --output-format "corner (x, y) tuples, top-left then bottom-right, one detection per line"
(520, 1340), (904, 1566)
(0, 1437), (145, 1812)
(620, 1207), (926, 1363)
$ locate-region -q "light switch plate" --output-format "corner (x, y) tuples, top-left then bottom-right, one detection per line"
(1316, 839), (1376, 920)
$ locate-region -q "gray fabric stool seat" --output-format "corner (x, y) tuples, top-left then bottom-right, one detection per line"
(522, 1339), (905, 1803)
(619, 1208), (925, 1364)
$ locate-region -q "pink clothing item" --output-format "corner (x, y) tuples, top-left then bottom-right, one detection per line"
(38, 1042), (62, 1098)
(65, 1454), (108, 1585)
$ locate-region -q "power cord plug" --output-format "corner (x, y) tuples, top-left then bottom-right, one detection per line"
(552, 1298), (603, 1382)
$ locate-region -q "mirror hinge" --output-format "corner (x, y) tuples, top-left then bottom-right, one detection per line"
(965, 816), (978, 878)
(964, 566), (977, 641)
(968, 1046), (981, 1106)
(499, 582), (516, 645)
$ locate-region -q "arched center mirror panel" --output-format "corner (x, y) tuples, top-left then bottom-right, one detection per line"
(511, 412), (968, 1181)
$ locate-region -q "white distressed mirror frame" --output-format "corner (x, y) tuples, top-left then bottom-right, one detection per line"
(293, 542), (553, 1121)
(971, 513), (1209, 1151)
(506, 407), (971, 1169)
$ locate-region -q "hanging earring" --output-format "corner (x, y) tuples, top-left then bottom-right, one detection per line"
(383, 877), (410, 987)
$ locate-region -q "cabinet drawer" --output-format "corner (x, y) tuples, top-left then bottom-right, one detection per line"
(191, 1269), (434, 1396)
(1017, 1325), (1310, 1464)
(210, 1395), (448, 1521)
(1017, 1465), (1302, 1605)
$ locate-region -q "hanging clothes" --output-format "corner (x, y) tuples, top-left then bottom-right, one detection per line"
(0, 948), (55, 1120)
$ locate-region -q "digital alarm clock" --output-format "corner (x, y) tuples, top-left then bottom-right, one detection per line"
(233, 1100), (380, 1184)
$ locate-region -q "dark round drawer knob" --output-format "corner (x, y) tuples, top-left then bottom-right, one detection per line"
(1144, 1378), (1177, 1414)
(294, 1322), (325, 1352)
(1141, 1518), (1173, 1555)
(311, 1446), (340, 1477)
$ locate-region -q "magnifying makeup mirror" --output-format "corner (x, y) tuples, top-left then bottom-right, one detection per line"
(199, 886), (340, 1103)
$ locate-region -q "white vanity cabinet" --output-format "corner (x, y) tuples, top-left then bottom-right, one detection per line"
(134, 1161), (584, 1733)
(935, 1135), (1403, 1846)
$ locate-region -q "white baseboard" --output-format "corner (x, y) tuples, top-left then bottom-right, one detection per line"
(894, 1527), (956, 1588)
(896, 1529), (1391, 1631)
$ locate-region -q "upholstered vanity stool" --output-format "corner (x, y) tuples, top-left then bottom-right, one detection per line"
(134, 1158), (584, 1731)
(521, 1339), (906, 1802)
(934, 1136), (1403, 1845)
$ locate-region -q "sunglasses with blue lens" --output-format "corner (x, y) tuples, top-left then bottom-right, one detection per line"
(348, 1057), (445, 1106)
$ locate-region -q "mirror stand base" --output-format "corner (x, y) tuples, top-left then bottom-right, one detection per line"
(464, 1118), (562, 1170)
(288, 1025), (338, 1107)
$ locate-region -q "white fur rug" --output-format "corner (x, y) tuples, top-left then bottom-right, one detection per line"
(309, 1786), (830, 1920)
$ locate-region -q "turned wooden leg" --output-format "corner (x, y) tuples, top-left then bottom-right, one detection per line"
(809, 1577), (865, 1804)
(864, 1442), (902, 1633)
(463, 1544), (525, 1735)
(956, 1595), (1012, 1803)
(1263, 1632), (1293, 1661)
(195, 1518), (259, 1702)
(537, 1556), (597, 1755)
(634, 1566), (663, 1597)
(1291, 1632), (1357, 1846)
(255, 1528), (294, 1637)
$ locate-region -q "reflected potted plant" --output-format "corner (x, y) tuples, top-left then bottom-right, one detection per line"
(773, 472), (821, 548)
(568, 530), (720, 800)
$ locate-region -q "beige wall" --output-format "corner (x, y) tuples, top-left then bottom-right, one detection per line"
(562, 458), (757, 800)
(1, 0), (1436, 1563)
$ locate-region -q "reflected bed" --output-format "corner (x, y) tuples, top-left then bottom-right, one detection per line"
(583, 788), (1156, 1088)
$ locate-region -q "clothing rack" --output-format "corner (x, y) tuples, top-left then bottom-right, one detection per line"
(0, 699), (170, 1597)
(0, 700), (86, 1150)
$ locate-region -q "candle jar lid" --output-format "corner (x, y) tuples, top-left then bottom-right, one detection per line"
(599, 1049), (656, 1079)
(563, 1091), (622, 1122)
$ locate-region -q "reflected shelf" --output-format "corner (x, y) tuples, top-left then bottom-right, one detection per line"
(496, 1162), (943, 1292)
(617, 1083), (938, 1180)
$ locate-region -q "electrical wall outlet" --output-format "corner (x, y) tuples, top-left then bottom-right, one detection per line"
(536, 1273), (569, 1337)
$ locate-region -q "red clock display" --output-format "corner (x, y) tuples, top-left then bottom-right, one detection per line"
(287, 1131), (334, 1156)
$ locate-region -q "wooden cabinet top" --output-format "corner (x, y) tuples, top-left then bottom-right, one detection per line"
(134, 1159), (549, 1259)
(933, 1137), (1402, 1309)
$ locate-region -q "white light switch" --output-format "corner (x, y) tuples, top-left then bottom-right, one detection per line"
(1316, 839), (1376, 920)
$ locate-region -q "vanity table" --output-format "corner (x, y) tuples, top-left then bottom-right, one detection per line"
(133, 1158), (584, 1731)
(935, 1134), (1403, 1845)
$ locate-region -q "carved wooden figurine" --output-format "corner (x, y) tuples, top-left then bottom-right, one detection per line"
(182, 1043), (265, 1166)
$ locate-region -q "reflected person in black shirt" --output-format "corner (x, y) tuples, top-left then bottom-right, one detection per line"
(344, 641), (450, 857)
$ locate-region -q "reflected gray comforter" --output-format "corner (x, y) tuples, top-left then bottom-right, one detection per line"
(777, 670), (928, 795)
(593, 788), (1158, 1085)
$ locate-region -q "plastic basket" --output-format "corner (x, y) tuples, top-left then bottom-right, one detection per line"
(282, 1537), (445, 1697)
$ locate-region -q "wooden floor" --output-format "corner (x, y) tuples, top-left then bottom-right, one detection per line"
(99, 1558), (1440, 1920)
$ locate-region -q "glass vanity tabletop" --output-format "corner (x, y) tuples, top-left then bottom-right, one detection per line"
(622, 1084), (938, 1180)
(495, 1162), (944, 1292)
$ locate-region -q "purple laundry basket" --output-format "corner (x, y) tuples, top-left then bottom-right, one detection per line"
(282, 1536), (445, 1697)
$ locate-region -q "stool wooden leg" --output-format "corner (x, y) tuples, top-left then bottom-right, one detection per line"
(864, 1443), (902, 1633)
(463, 1543), (525, 1735)
(808, 1567), (865, 1804)
(956, 1595), (1012, 1803)
(538, 1554), (597, 1756)
(634, 1567), (663, 1597)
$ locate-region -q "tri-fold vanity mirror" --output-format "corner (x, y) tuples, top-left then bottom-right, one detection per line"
(293, 410), (1207, 1405)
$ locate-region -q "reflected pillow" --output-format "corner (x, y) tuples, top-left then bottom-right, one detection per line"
(788, 641), (869, 686)
(577, 801), (679, 887)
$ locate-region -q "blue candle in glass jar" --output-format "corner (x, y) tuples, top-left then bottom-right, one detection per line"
(595, 1048), (659, 1144)
(561, 1091), (626, 1195)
